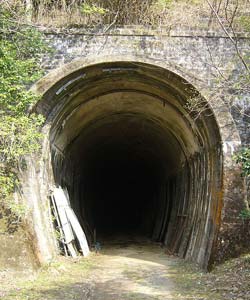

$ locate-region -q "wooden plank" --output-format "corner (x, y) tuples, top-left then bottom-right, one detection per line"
(50, 194), (68, 256)
(65, 207), (90, 257)
(53, 187), (78, 258)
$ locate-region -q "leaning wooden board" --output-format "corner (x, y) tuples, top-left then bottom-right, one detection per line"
(65, 207), (90, 257)
(53, 187), (78, 258)
(50, 193), (68, 256)
(53, 187), (90, 257)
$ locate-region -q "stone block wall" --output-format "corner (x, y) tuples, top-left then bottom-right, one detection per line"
(40, 26), (250, 145)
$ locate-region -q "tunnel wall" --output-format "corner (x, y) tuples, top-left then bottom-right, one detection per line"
(24, 51), (247, 270)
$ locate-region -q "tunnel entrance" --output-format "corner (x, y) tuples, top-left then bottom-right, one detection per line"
(36, 59), (224, 269)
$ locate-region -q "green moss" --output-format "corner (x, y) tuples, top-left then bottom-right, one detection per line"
(238, 15), (250, 32)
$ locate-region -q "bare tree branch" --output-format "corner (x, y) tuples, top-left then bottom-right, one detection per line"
(206, 0), (250, 74)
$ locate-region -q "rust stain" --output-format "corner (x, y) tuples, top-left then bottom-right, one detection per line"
(210, 182), (224, 228)
(215, 189), (224, 226)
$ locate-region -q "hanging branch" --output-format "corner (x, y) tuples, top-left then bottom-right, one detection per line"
(206, 0), (250, 74)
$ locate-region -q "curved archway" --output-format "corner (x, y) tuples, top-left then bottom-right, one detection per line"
(31, 57), (241, 269)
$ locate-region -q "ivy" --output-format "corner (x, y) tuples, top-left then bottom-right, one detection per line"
(0, 7), (48, 216)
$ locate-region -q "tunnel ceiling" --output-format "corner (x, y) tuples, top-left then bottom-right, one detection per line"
(43, 62), (217, 160)
(37, 61), (223, 270)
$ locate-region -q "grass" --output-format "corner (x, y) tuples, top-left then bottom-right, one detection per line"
(1, 256), (95, 300)
(168, 253), (250, 300)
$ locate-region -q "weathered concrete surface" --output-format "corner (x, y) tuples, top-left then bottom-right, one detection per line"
(10, 27), (249, 270)
(0, 207), (39, 271)
(40, 27), (250, 144)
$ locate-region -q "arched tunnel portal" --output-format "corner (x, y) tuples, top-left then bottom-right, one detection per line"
(35, 59), (224, 269)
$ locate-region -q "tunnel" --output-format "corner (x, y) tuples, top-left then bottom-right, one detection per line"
(36, 60), (223, 269)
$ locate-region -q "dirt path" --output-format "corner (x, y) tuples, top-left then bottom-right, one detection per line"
(1, 240), (249, 300)
(0, 241), (177, 300)
(86, 242), (174, 299)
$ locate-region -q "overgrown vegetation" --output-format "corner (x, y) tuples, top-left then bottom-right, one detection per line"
(2, 0), (250, 30)
(0, 6), (47, 217)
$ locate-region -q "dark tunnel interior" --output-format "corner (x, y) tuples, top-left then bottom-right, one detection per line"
(81, 127), (169, 239)
(85, 145), (160, 238)
(66, 115), (179, 242)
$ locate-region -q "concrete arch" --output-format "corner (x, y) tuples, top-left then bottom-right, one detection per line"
(33, 55), (240, 145)
(28, 55), (242, 270)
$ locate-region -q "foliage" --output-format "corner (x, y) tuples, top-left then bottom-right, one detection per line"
(239, 208), (250, 220)
(80, 3), (107, 16)
(234, 148), (250, 178)
(153, 0), (173, 10)
(237, 15), (250, 31)
(0, 7), (47, 216)
(234, 148), (250, 219)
